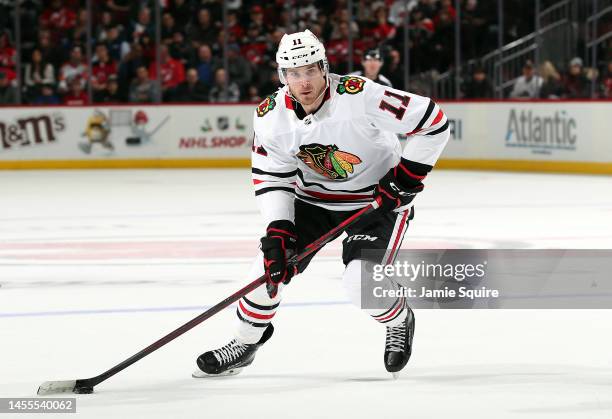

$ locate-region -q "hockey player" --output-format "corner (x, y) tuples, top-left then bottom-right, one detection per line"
(193, 29), (449, 378)
(351, 48), (393, 87)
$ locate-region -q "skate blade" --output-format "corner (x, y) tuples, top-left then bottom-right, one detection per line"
(391, 372), (400, 380)
(192, 368), (244, 378)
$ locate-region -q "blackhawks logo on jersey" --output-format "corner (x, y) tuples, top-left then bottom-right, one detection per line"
(256, 93), (277, 117)
(336, 76), (366, 95)
(297, 144), (362, 180)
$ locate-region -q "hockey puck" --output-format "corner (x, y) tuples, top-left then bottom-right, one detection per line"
(74, 386), (94, 394)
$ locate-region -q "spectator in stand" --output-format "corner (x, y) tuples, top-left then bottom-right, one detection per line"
(192, 44), (219, 87)
(330, 8), (359, 41)
(431, 7), (454, 72)
(247, 85), (262, 102)
(168, 31), (192, 65)
(209, 68), (240, 103)
(105, 25), (129, 61)
(412, 0), (437, 19)
(227, 11), (245, 41)
(227, 43), (252, 93)
(167, 0), (193, 29)
(327, 21), (351, 74)
(0, 71), (17, 104)
(128, 6), (153, 43)
(62, 76), (88, 105)
(316, 13), (333, 42)
(92, 44), (118, 100)
(249, 5), (267, 33)
(129, 65), (157, 103)
(39, 0), (77, 44)
(509, 60), (542, 98)
(538, 61), (563, 99)
(187, 8), (219, 47)
(103, 0), (131, 25)
(139, 33), (157, 64)
(37, 29), (64, 70)
(0, 31), (15, 80)
(161, 12), (177, 43)
(32, 83), (61, 105)
(562, 57), (590, 98)
(241, 24), (268, 67)
(394, 8), (434, 74)
(602, 61), (612, 98)
(259, 71), (281, 97)
(371, 6), (397, 42)
(118, 41), (144, 99)
(95, 74), (122, 103)
(24, 48), (56, 101)
(435, 0), (457, 23)
(96, 11), (116, 42)
(384, 49), (404, 89)
(149, 44), (185, 100)
(461, 0), (490, 59)
(351, 48), (392, 87)
(277, 9), (298, 34)
(462, 66), (494, 98)
(172, 68), (208, 102)
(70, 8), (89, 49)
(58, 46), (88, 94)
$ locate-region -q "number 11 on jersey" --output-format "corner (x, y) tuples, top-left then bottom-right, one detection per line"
(378, 90), (411, 120)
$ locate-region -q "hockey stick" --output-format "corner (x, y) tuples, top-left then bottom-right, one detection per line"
(37, 198), (381, 395)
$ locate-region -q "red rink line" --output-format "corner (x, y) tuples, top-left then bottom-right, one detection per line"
(0, 239), (458, 260)
(0, 240), (341, 260)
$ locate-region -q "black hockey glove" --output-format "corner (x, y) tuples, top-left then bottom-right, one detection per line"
(374, 159), (430, 213)
(260, 220), (298, 299)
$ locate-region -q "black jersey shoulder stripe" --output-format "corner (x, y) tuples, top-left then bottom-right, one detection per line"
(255, 186), (295, 196)
(414, 99), (435, 132)
(426, 120), (449, 136)
(296, 169), (377, 193)
(252, 168), (297, 178)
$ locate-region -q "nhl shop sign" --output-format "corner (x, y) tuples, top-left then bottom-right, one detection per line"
(505, 109), (576, 155)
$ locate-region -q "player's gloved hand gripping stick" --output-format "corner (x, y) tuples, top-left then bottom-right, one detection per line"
(374, 159), (427, 213)
(37, 198), (381, 396)
(261, 220), (298, 298)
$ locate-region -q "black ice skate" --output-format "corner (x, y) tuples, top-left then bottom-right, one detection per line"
(384, 307), (415, 379)
(193, 324), (274, 378)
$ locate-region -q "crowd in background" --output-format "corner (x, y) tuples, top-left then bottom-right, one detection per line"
(0, 0), (610, 105)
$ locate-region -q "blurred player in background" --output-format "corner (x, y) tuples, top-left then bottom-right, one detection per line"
(351, 48), (393, 87)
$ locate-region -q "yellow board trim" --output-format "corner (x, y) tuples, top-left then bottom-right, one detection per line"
(0, 158), (611, 175)
(435, 159), (612, 175)
(0, 159), (252, 170)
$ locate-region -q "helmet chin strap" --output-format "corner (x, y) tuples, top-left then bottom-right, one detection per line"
(287, 73), (330, 111)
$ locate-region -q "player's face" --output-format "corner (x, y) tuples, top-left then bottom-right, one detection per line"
(286, 64), (326, 105)
(363, 58), (382, 76)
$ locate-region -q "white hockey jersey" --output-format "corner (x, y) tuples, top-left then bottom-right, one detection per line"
(251, 73), (450, 224)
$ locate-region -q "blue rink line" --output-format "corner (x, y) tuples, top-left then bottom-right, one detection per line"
(0, 300), (351, 319)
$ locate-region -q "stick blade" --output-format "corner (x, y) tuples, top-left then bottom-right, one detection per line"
(37, 380), (77, 395)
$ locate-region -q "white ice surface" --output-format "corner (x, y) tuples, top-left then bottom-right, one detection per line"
(1, 169), (611, 419)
